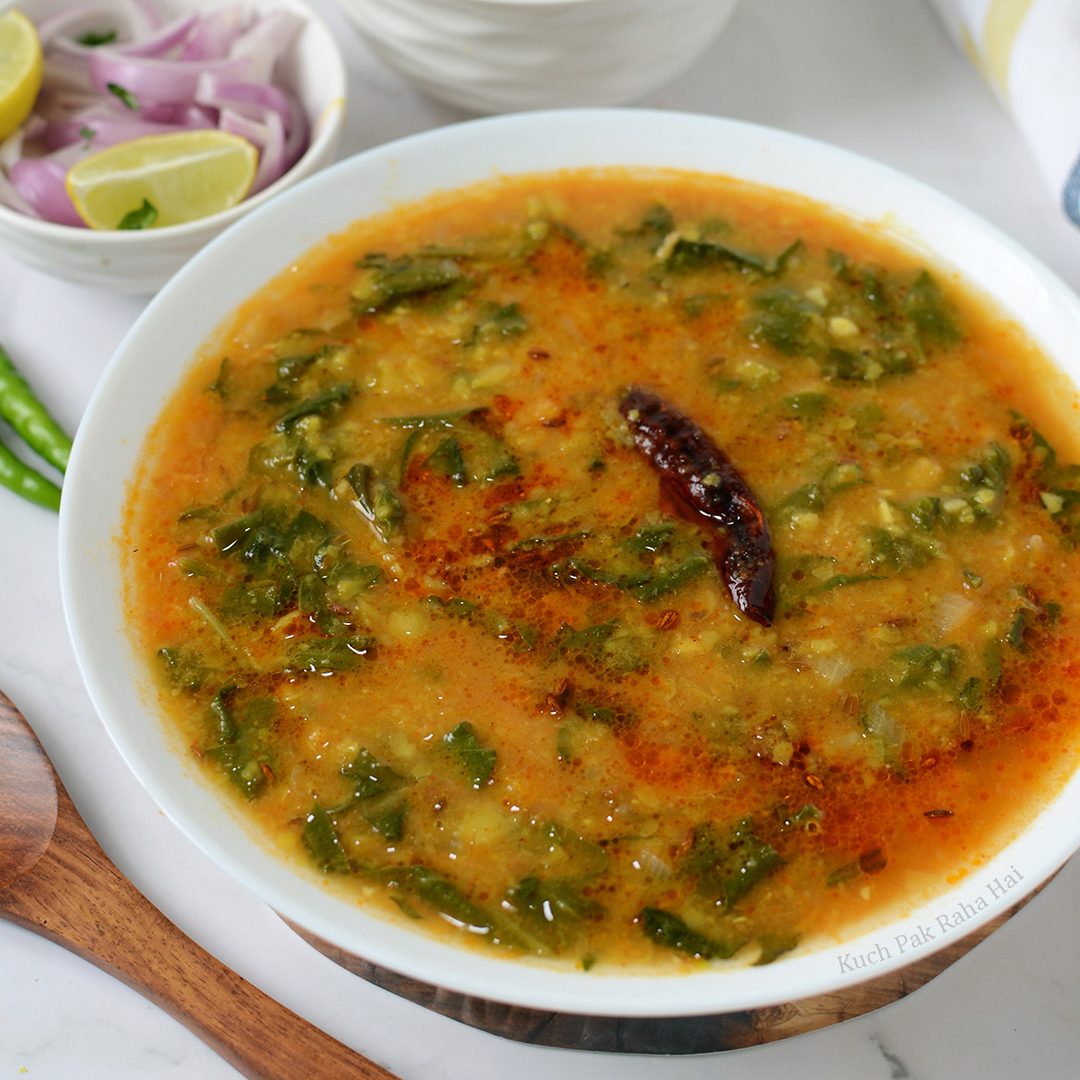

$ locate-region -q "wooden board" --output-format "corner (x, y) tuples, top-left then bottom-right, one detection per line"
(284, 885), (1045, 1055)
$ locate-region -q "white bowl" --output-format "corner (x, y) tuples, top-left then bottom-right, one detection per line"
(333, 0), (739, 113)
(60, 109), (1080, 1019)
(0, 0), (346, 292)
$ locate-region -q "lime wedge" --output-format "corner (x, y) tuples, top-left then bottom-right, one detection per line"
(66, 130), (258, 230)
(0, 10), (43, 142)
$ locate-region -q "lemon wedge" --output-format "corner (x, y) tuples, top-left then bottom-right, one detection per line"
(0, 10), (43, 142)
(66, 130), (259, 230)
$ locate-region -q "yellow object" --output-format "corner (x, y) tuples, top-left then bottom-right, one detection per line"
(982, 0), (1035, 102)
(66, 131), (258, 230)
(0, 10), (42, 142)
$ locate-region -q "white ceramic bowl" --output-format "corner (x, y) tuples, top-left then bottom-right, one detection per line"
(0, 0), (346, 292)
(333, 0), (739, 113)
(60, 109), (1080, 1018)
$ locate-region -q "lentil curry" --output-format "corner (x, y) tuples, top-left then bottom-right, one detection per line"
(126, 170), (1080, 971)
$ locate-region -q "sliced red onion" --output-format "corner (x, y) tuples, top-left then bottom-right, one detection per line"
(0, 129), (25, 172)
(0, 119), (45, 171)
(46, 101), (127, 123)
(42, 55), (96, 95)
(168, 104), (218, 129)
(2, 3), (313, 228)
(90, 51), (251, 105)
(36, 0), (157, 50)
(128, 0), (164, 33)
(254, 111), (286, 192)
(180, 8), (251, 62)
(195, 75), (291, 123)
(35, 7), (120, 49)
(281, 92), (309, 173)
(135, 101), (203, 123)
(0, 172), (38, 217)
(217, 106), (270, 145)
(42, 115), (207, 152)
(10, 158), (85, 227)
(33, 86), (106, 121)
(220, 106), (286, 193)
(108, 13), (199, 58)
(197, 74), (307, 181)
(228, 10), (303, 84)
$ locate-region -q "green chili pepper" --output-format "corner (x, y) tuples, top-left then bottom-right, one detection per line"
(0, 344), (74, 473)
(0, 439), (62, 511)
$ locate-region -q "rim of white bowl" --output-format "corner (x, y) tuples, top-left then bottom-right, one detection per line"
(0, 0), (346, 243)
(60, 108), (1080, 1017)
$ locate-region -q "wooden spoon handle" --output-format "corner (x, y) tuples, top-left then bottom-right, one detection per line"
(0, 781), (395, 1080)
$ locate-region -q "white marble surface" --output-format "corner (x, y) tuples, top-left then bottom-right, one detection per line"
(2, 0), (1080, 1077)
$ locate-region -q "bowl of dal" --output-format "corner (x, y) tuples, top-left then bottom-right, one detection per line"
(59, 109), (1080, 1020)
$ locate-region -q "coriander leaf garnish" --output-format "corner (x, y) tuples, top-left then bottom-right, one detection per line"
(117, 199), (158, 231)
(107, 82), (139, 111)
(76, 28), (117, 46)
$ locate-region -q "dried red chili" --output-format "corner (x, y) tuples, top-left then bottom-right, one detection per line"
(619, 387), (776, 626)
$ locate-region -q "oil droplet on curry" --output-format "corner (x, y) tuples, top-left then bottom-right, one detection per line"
(126, 170), (1080, 971)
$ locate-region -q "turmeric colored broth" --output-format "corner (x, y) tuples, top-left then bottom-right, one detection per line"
(126, 169), (1080, 971)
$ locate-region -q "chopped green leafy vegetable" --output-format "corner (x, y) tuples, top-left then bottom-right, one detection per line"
(444, 721), (496, 788)
(347, 463), (404, 540)
(203, 691), (276, 799)
(888, 643), (963, 690)
(811, 573), (884, 594)
(683, 819), (780, 908)
(640, 907), (743, 960)
(552, 619), (649, 673)
(865, 527), (938, 572)
(425, 435), (468, 486)
(303, 804), (351, 872)
(464, 302), (528, 344)
(623, 523), (675, 554)
(783, 392), (828, 419)
(504, 876), (602, 949)
(343, 748), (409, 799)
(903, 270), (961, 345)
(288, 636), (374, 673)
(666, 236), (800, 276)
(365, 802), (406, 842)
(275, 382), (354, 431)
(1011, 415), (1080, 542)
(388, 866), (498, 934)
(157, 645), (207, 692)
(746, 287), (816, 355)
(352, 254), (467, 313)
(378, 409), (474, 430)
(755, 933), (800, 965)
